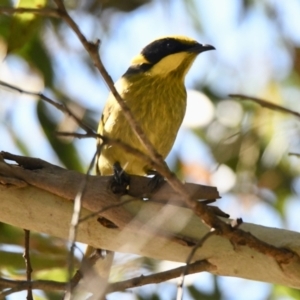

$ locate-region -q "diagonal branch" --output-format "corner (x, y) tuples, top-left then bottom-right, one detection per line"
(107, 260), (214, 293)
(0, 260), (214, 297)
(230, 94), (300, 118)
(0, 81), (94, 134)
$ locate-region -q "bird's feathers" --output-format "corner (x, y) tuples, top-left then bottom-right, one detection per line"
(96, 36), (214, 176)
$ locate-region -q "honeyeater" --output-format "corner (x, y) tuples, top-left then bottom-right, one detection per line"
(85, 36), (215, 282)
(96, 36), (215, 177)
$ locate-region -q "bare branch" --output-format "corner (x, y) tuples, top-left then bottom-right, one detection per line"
(78, 197), (140, 224)
(0, 277), (65, 298)
(23, 230), (33, 300)
(65, 149), (100, 299)
(230, 94), (300, 118)
(0, 81), (94, 134)
(176, 229), (216, 300)
(57, 131), (170, 176)
(288, 152), (300, 157)
(0, 261), (213, 297)
(107, 260), (214, 293)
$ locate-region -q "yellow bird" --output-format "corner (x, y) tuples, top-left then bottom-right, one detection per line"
(96, 36), (215, 178)
(84, 36), (215, 283)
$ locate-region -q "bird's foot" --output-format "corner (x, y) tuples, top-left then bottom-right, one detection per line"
(110, 162), (130, 194)
(147, 170), (165, 192)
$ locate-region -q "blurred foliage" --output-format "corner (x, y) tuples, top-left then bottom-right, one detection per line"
(1, 0), (300, 299)
(188, 277), (222, 300)
(272, 285), (300, 299)
(7, 0), (47, 54)
(37, 100), (84, 171)
(0, 222), (79, 296)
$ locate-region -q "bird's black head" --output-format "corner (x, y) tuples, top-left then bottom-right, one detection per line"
(141, 37), (213, 64)
(124, 36), (215, 76)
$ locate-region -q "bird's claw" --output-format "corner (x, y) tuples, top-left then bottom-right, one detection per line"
(110, 162), (130, 194)
(147, 170), (165, 193)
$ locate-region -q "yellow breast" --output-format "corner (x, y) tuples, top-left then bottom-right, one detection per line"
(97, 75), (186, 175)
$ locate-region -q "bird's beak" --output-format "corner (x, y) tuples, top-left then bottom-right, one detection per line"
(189, 43), (215, 54)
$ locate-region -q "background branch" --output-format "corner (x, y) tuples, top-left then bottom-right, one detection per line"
(0, 260), (213, 297)
(23, 230), (33, 300)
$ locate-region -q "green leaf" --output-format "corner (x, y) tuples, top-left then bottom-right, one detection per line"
(0, 0), (12, 40)
(35, 267), (69, 282)
(23, 35), (54, 87)
(5, 125), (31, 156)
(0, 223), (70, 256)
(7, 0), (47, 53)
(0, 249), (75, 272)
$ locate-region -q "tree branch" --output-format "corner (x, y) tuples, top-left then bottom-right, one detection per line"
(1, 154), (300, 288)
(0, 260), (213, 297)
(107, 260), (214, 293)
(23, 230), (33, 300)
(230, 94), (300, 119)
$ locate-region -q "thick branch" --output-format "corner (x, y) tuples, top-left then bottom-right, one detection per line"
(1, 153), (300, 288)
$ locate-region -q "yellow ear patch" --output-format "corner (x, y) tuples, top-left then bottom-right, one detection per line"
(148, 52), (196, 77)
(131, 54), (150, 65)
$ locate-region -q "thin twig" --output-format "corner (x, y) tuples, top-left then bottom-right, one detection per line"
(57, 131), (160, 172)
(68, 249), (104, 291)
(0, 81), (94, 134)
(288, 152), (300, 157)
(107, 260), (214, 293)
(0, 260), (214, 297)
(64, 150), (98, 300)
(230, 94), (300, 119)
(79, 197), (140, 223)
(176, 229), (215, 300)
(0, 278), (65, 298)
(23, 230), (33, 300)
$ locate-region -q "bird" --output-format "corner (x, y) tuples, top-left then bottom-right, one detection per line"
(96, 36), (215, 179)
(84, 36), (215, 286)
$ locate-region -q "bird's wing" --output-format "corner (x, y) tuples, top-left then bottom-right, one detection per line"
(95, 95), (113, 175)
(98, 78), (128, 135)
(95, 78), (129, 174)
